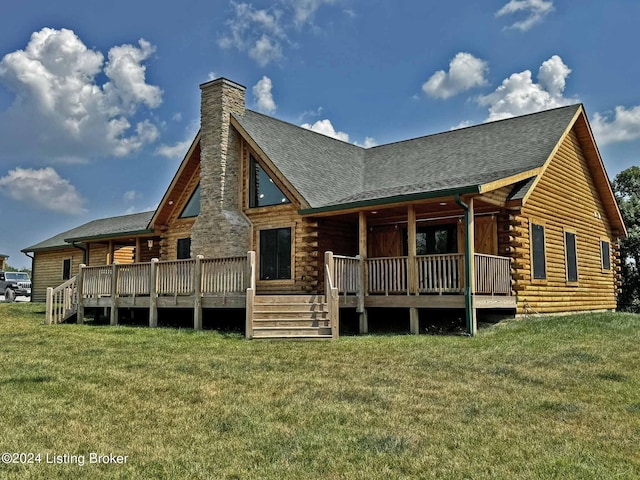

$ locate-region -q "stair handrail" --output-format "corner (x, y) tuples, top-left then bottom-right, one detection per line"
(45, 275), (78, 325)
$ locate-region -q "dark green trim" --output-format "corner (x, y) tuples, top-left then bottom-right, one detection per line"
(64, 229), (155, 243)
(299, 185), (480, 216)
(22, 245), (78, 253)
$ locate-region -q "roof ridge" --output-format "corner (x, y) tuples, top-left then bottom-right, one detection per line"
(366, 103), (582, 151)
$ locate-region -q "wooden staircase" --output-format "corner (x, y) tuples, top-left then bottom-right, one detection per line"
(45, 276), (78, 324)
(250, 295), (334, 339)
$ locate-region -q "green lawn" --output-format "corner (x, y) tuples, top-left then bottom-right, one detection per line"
(0, 303), (639, 479)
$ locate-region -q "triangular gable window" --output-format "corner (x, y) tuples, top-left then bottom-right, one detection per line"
(250, 155), (291, 208)
(179, 184), (201, 218)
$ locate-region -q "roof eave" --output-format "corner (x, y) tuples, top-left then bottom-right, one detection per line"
(64, 229), (155, 244)
(22, 244), (75, 253)
(299, 185), (481, 216)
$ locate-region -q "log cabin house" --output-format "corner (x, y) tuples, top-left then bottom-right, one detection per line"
(23, 78), (626, 339)
(0, 253), (8, 271)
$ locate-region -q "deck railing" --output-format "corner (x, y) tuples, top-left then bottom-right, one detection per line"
(367, 256), (409, 294)
(202, 256), (246, 294)
(79, 255), (248, 300)
(333, 255), (360, 294)
(417, 254), (464, 293)
(474, 254), (512, 295)
(157, 259), (195, 296)
(331, 253), (512, 296)
(82, 266), (113, 297)
(117, 263), (151, 296)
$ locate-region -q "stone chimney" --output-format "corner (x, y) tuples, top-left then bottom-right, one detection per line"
(191, 78), (251, 258)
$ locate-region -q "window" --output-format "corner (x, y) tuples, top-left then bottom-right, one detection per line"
(259, 228), (291, 280)
(601, 240), (611, 270)
(62, 259), (72, 280)
(531, 223), (546, 280)
(179, 184), (200, 218)
(404, 224), (458, 255)
(177, 238), (191, 260)
(565, 231), (578, 282)
(250, 155), (290, 208)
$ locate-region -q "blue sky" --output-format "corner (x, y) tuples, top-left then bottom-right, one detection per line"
(1, 0), (639, 269)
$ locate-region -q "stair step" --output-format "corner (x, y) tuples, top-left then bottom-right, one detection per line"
(254, 295), (326, 304)
(253, 319), (331, 327)
(252, 334), (334, 340)
(252, 326), (332, 337)
(253, 311), (328, 320)
(253, 303), (327, 312)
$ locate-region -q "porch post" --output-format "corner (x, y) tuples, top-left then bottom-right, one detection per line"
(110, 263), (118, 326)
(358, 211), (368, 334)
(77, 264), (85, 324)
(468, 198), (477, 335)
(193, 255), (203, 330)
(149, 258), (158, 327)
(135, 238), (141, 263)
(455, 195), (477, 336)
(408, 204), (419, 334)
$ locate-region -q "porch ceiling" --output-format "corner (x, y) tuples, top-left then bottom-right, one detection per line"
(313, 196), (501, 227)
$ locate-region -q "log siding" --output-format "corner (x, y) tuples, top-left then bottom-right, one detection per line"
(518, 128), (617, 313)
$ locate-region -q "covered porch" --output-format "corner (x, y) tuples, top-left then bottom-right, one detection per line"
(315, 194), (518, 334)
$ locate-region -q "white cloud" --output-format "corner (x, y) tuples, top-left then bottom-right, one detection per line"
(249, 34), (284, 66)
(156, 139), (194, 159)
(172, 113), (182, 122)
(219, 0), (340, 66)
(298, 106), (324, 122)
(252, 76), (277, 114)
(301, 119), (349, 142)
(592, 106), (640, 145)
(354, 137), (377, 148)
(0, 28), (162, 162)
(451, 120), (471, 130)
(422, 53), (488, 100)
(478, 55), (574, 122)
(362, 137), (377, 148)
(496, 0), (554, 31)
(207, 71), (218, 81)
(287, 0), (338, 28)
(123, 190), (140, 202)
(156, 118), (199, 160)
(0, 167), (86, 214)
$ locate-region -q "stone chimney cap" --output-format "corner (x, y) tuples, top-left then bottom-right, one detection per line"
(199, 77), (246, 91)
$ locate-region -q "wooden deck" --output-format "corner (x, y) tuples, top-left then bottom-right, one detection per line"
(45, 251), (515, 337)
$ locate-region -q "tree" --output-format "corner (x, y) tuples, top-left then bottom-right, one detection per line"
(613, 166), (640, 311)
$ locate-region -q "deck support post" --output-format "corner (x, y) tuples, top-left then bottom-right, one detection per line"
(149, 258), (158, 327)
(110, 263), (118, 326)
(77, 264), (85, 324)
(245, 251), (256, 339)
(358, 211), (368, 334)
(193, 255), (203, 330)
(455, 195), (477, 336)
(409, 307), (419, 334)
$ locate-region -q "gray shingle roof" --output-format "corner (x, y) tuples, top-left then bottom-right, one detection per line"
(23, 211), (154, 252)
(234, 104), (581, 210)
(233, 110), (364, 207)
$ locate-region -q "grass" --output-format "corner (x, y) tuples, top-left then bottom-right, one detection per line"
(0, 303), (639, 479)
